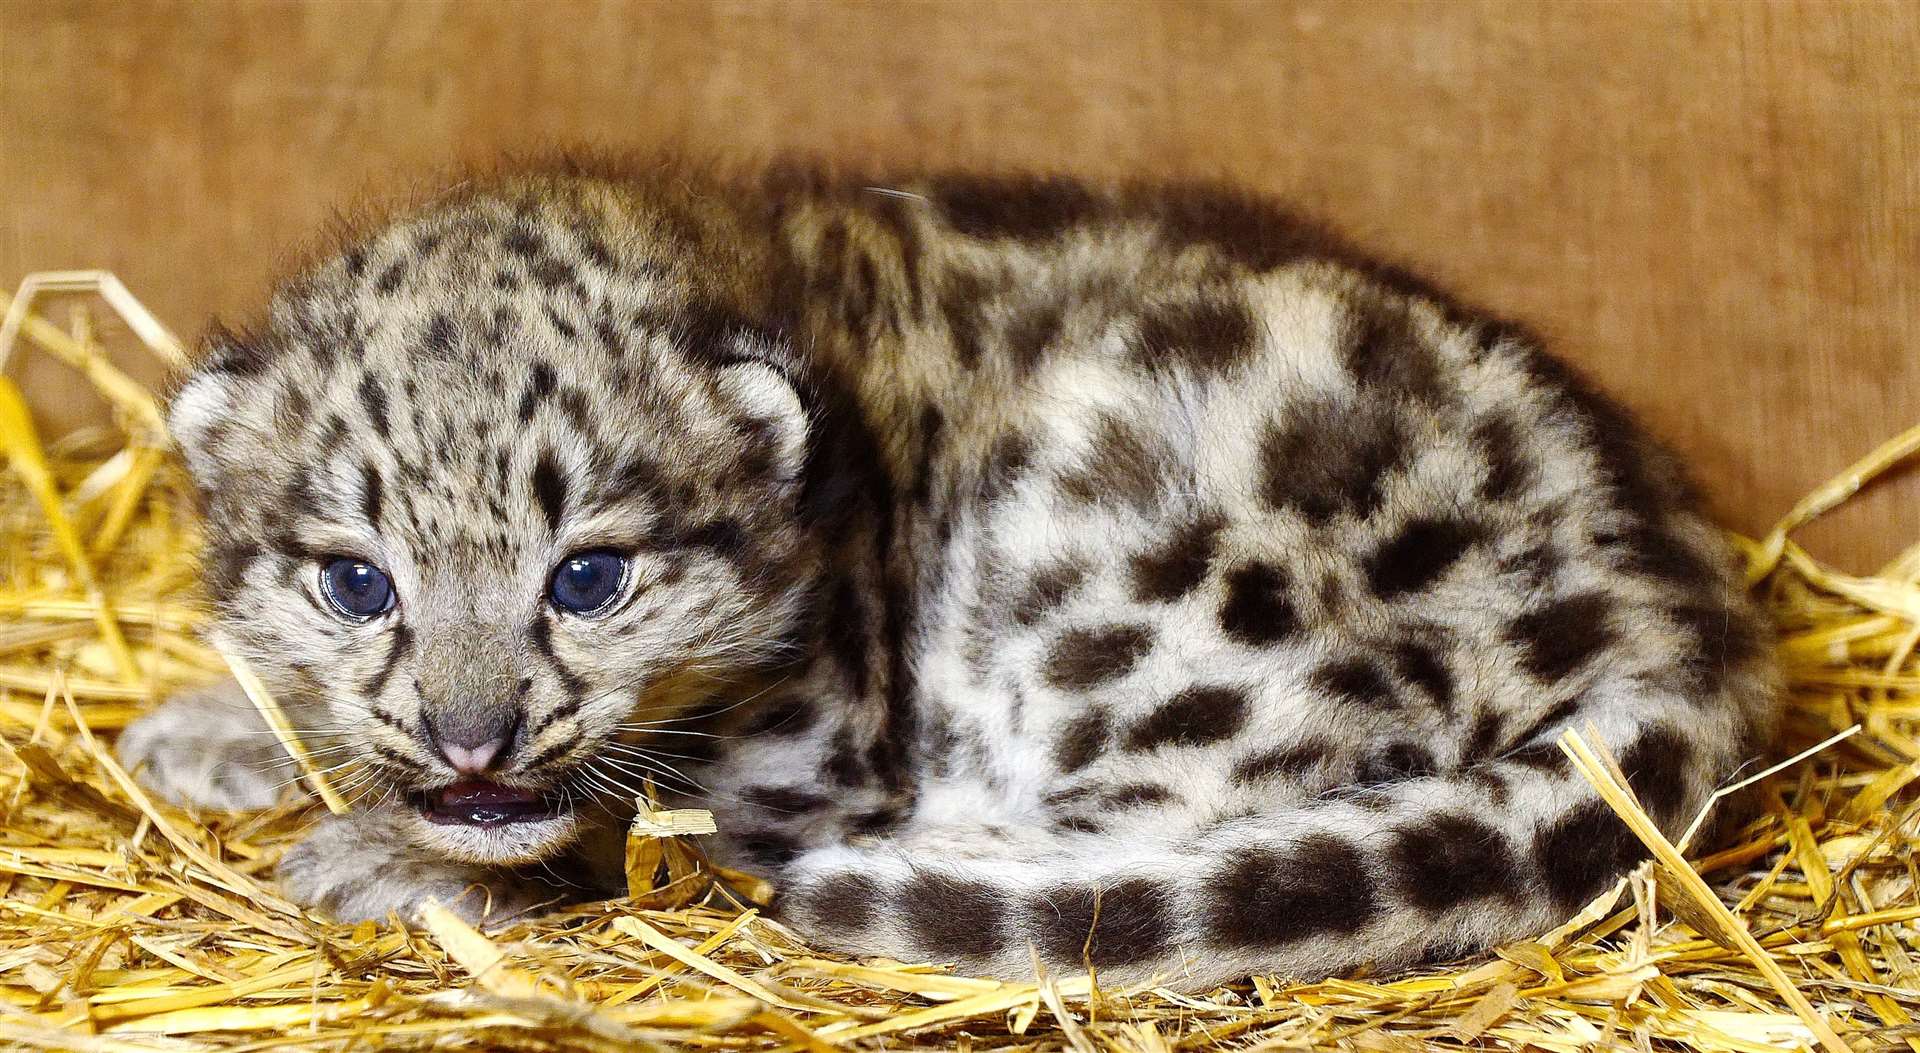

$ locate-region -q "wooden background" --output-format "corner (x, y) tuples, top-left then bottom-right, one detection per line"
(3, 0), (1916, 570)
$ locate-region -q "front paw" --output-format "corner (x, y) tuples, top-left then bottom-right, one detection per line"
(117, 682), (300, 812)
(278, 814), (552, 928)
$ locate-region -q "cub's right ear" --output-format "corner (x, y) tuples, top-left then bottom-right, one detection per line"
(166, 325), (258, 485)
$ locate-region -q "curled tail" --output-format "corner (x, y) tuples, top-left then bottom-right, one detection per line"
(777, 705), (1761, 989)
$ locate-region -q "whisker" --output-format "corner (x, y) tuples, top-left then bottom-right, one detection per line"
(582, 753), (694, 802)
(607, 726), (732, 740)
(606, 743), (723, 766)
(596, 755), (701, 795)
(614, 673), (791, 729)
(592, 754), (741, 805)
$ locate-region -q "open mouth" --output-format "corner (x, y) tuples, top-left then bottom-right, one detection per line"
(413, 779), (568, 827)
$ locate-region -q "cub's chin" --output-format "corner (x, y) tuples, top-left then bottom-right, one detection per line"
(401, 778), (582, 865)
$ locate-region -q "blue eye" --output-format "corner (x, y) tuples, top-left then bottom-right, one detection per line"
(321, 558), (394, 619)
(550, 550), (629, 614)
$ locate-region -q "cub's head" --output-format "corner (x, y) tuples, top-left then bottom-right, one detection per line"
(170, 178), (819, 863)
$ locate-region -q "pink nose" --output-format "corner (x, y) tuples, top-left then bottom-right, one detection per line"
(424, 707), (521, 775)
(439, 739), (506, 775)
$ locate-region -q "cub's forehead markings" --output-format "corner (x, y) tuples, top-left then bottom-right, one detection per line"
(517, 360), (557, 423)
(503, 223), (543, 258)
(530, 451), (570, 534)
(356, 374), (391, 438)
(419, 313), (459, 362)
(542, 304), (578, 341)
(359, 464), (385, 531)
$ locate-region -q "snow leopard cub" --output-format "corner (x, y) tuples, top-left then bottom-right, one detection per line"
(122, 161), (1776, 988)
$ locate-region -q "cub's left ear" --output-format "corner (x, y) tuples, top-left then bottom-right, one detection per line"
(715, 358), (810, 484)
(167, 327), (256, 487)
(168, 322), (285, 490)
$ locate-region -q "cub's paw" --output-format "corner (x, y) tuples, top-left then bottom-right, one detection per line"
(278, 813), (553, 929)
(117, 680), (300, 812)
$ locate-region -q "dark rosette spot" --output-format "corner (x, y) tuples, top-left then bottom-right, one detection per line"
(1205, 834), (1381, 944)
(902, 870), (1009, 958)
(1052, 708), (1111, 772)
(1043, 624), (1155, 690)
(1534, 799), (1648, 911)
(1219, 563), (1299, 645)
(1131, 298), (1256, 373)
(1618, 723), (1692, 825)
(1260, 397), (1407, 523)
(1130, 514), (1225, 603)
(1508, 593), (1615, 680)
(1123, 686), (1250, 751)
(1366, 518), (1478, 599)
(1390, 813), (1520, 910)
(1312, 658), (1396, 708)
(1031, 879), (1177, 967)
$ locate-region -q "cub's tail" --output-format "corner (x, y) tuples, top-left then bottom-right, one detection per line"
(777, 707), (1759, 990)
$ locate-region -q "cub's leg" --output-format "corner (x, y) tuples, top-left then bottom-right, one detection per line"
(117, 678), (303, 812)
(278, 808), (557, 927)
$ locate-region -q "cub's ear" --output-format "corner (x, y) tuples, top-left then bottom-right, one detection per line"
(166, 325), (258, 486)
(714, 358), (809, 484)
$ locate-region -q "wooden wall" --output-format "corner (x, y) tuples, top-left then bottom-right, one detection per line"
(4, 0), (1916, 570)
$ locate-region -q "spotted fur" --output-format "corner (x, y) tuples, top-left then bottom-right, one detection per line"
(125, 160), (1777, 987)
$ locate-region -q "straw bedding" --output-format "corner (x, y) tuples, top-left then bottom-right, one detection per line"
(1, 274), (1917, 1052)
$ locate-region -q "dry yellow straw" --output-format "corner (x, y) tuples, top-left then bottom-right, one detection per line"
(0, 283), (172, 442)
(52, 672), (312, 933)
(1748, 419), (1920, 584)
(416, 899), (553, 998)
(1560, 727), (1851, 1053)
(87, 445), (165, 558)
(0, 378), (140, 684)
